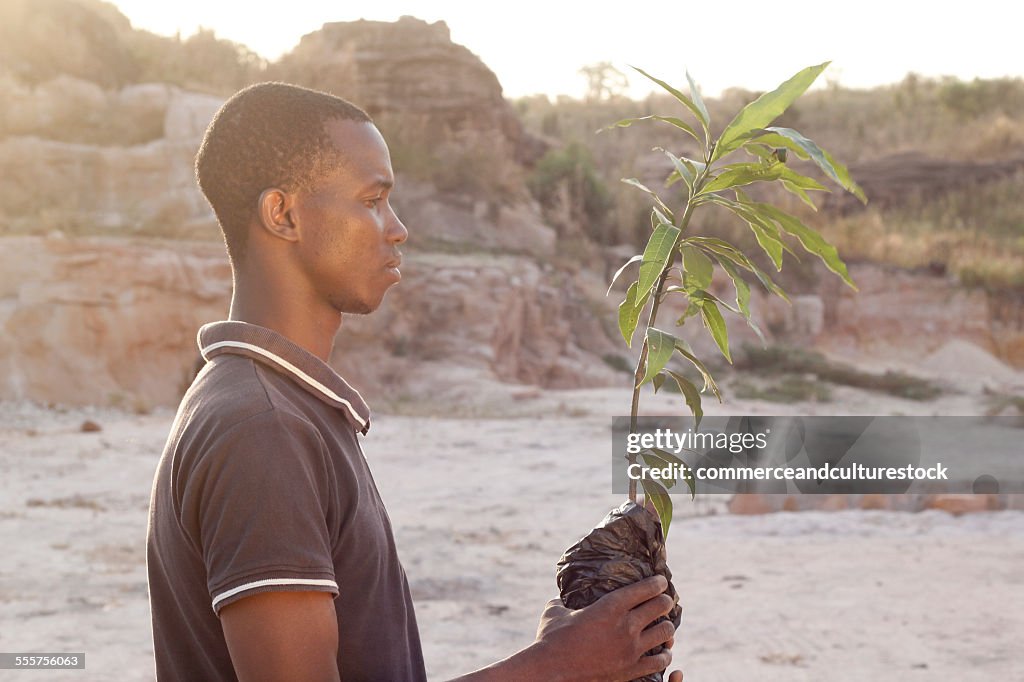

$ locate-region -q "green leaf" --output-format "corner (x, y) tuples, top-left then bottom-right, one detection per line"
(713, 62), (830, 162)
(780, 178), (818, 210)
(640, 477), (674, 538)
(699, 193), (788, 270)
(745, 315), (768, 347)
(637, 223), (681, 300)
(749, 261), (791, 303)
(631, 66), (710, 142)
(685, 236), (789, 302)
(638, 451), (679, 490)
(640, 328), (676, 387)
(665, 369), (703, 429)
(656, 148), (696, 197)
(686, 237), (753, 270)
(747, 220), (785, 271)
(652, 372), (666, 394)
(606, 254), (643, 296)
(690, 289), (740, 315)
(761, 127), (867, 203)
(714, 257), (751, 317)
(757, 204), (858, 290)
(638, 450), (696, 499)
(618, 280), (651, 347)
(699, 298), (732, 363)
(666, 157), (708, 188)
(673, 338), (723, 400)
(778, 166), (828, 192)
(675, 298), (701, 326)
(752, 132), (808, 159)
(645, 446), (692, 467)
(743, 143), (776, 161)
(645, 448), (696, 499)
(706, 258), (767, 345)
(621, 178), (674, 219)
(651, 205), (673, 228)
(605, 115), (702, 146)
(686, 70), (710, 131)
(681, 245), (714, 290)
(701, 162), (785, 194)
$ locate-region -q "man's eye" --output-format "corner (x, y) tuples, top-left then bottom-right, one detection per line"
(365, 196), (383, 208)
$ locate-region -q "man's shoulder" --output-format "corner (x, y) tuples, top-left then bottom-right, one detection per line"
(174, 354), (320, 449)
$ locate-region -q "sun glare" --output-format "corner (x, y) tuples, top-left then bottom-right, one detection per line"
(110, 0), (1022, 99)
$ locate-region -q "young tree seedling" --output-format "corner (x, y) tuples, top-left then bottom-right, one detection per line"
(606, 62), (866, 537)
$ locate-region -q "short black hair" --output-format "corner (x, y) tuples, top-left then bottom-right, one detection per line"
(195, 82), (371, 263)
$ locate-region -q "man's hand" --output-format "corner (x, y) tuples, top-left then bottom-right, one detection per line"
(449, 575), (681, 682)
(532, 575), (681, 682)
(220, 590), (341, 682)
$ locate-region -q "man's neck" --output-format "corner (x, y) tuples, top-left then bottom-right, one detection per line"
(228, 281), (342, 363)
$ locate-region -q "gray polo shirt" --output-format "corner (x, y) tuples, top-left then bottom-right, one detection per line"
(147, 321), (426, 681)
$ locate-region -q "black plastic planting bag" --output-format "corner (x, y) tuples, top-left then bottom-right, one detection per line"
(556, 500), (681, 682)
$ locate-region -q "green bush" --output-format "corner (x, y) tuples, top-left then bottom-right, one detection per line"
(528, 142), (612, 240)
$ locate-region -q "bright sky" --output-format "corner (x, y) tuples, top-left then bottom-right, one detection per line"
(110, 0), (1020, 99)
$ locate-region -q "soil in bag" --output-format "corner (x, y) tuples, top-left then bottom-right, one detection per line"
(556, 500), (681, 682)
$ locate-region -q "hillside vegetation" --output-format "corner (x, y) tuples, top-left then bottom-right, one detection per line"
(2, 0), (1021, 292)
(516, 74), (1024, 292)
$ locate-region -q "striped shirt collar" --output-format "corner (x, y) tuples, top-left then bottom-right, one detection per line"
(197, 321), (371, 435)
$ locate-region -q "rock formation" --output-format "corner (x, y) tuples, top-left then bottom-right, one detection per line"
(0, 9), (625, 408)
(0, 236), (231, 407)
(0, 3), (1020, 410)
(273, 16), (545, 167)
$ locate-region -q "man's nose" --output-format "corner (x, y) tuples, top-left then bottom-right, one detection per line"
(387, 207), (408, 244)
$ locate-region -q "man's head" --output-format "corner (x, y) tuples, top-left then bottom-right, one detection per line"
(196, 82), (407, 318)
(195, 82), (372, 264)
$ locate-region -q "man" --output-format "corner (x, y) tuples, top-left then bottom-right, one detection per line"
(146, 82), (681, 681)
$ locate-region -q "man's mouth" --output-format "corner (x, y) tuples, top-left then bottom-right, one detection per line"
(385, 258), (402, 280)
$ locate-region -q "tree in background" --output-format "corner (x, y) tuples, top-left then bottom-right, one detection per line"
(579, 62), (629, 102)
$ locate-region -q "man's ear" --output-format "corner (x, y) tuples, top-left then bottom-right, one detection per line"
(256, 187), (300, 242)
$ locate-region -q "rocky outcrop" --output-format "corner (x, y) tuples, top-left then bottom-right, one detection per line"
(0, 237), (625, 407)
(0, 236), (231, 407)
(823, 152), (1024, 212)
(1, 9), (1020, 410)
(816, 262), (1024, 368)
(655, 258), (1024, 372)
(0, 14), (600, 408)
(1, 74), (176, 145)
(0, 79), (222, 237)
(273, 16), (546, 167)
(638, 257), (1024, 374)
(0, 135), (214, 237)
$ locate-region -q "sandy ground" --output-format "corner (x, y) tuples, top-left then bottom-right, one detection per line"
(1, 377), (1022, 681)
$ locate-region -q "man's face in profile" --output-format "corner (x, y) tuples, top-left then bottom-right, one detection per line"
(290, 119), (407, 315)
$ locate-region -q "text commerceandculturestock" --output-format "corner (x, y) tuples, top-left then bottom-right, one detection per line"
(626, 462), (950, 482)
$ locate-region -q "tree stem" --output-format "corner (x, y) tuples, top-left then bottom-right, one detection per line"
(626, 200), (699, 504)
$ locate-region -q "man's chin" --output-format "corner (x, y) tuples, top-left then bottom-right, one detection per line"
(333, 299), (380, 316)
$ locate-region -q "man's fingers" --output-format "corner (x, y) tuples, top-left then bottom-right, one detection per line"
(638, 618), (676, 652)
(630, 593), (675, 630)
(668, 671), (683, 682)
(602, 575), (668, 611)
(627, 649), (673, 680)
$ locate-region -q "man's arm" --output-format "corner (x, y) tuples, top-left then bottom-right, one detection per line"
(449, 575), (682, 682)
(221, 591), (341, 682)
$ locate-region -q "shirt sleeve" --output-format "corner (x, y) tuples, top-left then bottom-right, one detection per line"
(179, 408), (340, 616)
